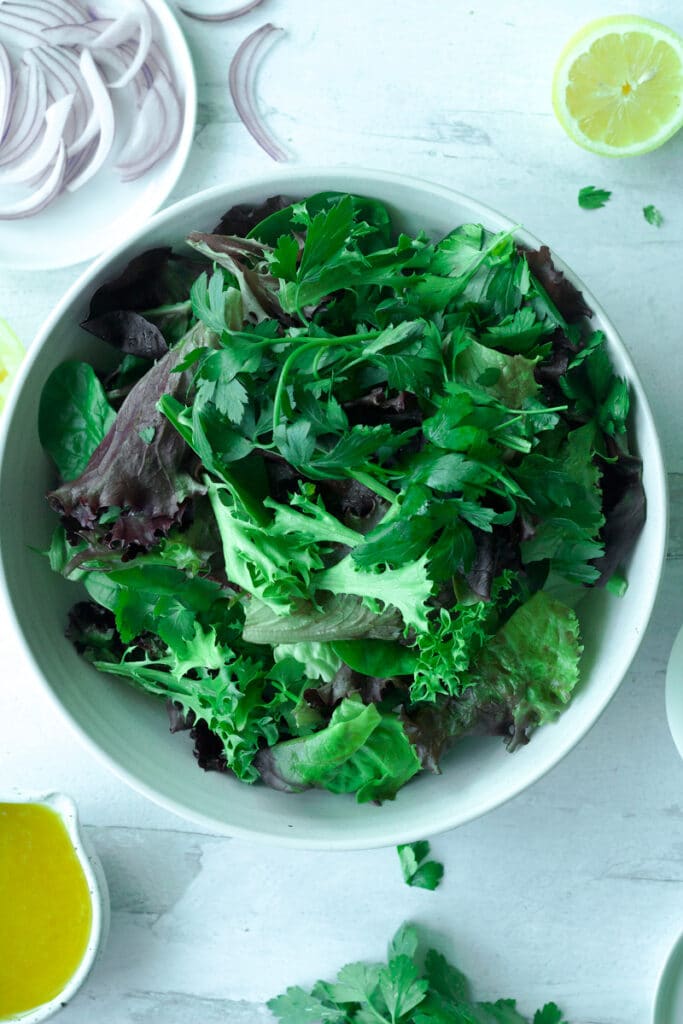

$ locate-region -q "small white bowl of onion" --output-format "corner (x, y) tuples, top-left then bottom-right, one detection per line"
(0, 0), (196, 270)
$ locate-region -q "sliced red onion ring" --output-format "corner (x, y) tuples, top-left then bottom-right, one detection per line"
(3, 2), (63, 28)
(6, 0), (88, 25)
(32, 46), (90, 144)
(116, 81), (164, 167)
(0, 58), (47, 166)
(0, 93), (73, 184)
(0, 137), (65, 218)
(178, 0), (265, 22)
(64, 133), (95, 185)
(229, 22), (288, 162)
(40, 23), (99, 46)
(65, 49), (113, 190)
(117, 69), (180, 180)
(0, 12), (48, 48)
(0, 42), (12, 143)
(91, 1), (152, 88)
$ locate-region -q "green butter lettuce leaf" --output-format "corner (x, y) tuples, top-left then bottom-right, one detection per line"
(255, 695), (421, 802)
(456, 338), (539, 408)
(458, 591), (582, 745)
(39, 361), (116, 481)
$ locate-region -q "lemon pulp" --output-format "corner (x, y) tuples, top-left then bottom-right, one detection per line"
(0, 803), (93, 1018)
(553, 16), (683, 155)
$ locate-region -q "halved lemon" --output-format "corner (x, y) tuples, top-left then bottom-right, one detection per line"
(553, 15), (683, 156)
(0, 319), (24, 413)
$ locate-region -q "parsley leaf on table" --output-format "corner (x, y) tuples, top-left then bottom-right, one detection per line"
(268, 922), (571, 1023)
(397, 840), (444, 890)
(643, 203), (663, 227)
(577, 185), (612, 209)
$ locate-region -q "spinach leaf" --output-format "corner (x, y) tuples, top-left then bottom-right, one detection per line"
(39, 361), (116, 481)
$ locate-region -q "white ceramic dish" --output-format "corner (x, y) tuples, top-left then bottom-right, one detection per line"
(665, 624), (683, 759)
(0, 167), (668, 849)
(653, 928), (683, 1024)
(0, 0), (197, 272)
(0, 791), (109, 1023)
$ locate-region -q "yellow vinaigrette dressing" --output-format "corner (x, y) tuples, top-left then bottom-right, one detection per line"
(0, 803), (92, 1019)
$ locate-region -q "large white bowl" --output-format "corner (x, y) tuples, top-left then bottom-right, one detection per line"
(0, 168), (668, 849)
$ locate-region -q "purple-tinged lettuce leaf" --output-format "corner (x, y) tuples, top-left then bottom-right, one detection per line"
(187, 232), (287, 324)
(212, 195), (289, 237)
(593, 447), (646, 586)
(81, 310), (168, 359)
(47, 323), (216, 551)
(524, 245), (592, 324)
(87, 247), (204, 318)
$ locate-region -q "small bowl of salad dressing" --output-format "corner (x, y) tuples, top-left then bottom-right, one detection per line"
(0, 793), (109, 1022)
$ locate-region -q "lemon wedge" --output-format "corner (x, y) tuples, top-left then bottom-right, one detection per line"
(553, 15), (683, 156)
(0, 319), (25, 413)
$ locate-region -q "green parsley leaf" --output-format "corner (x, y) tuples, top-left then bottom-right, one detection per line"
(577, 185), (612, 210)
(267, 986), (345, 1023)
(269, 922), (570, 1024)
(534, 1004), (567, 1024)
(379, 953), (429, 1019)
(643, 203), (663, 227)
(397, 840), (445, 890)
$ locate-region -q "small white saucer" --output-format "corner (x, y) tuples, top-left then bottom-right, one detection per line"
(0, 791), (110, 1023)
(665, 624), (683, 759)
(0, 0), (196, 271)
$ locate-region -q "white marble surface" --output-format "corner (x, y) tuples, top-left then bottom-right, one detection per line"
(2, 1), (683, 1022)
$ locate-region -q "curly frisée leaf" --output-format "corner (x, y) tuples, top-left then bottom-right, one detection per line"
(255, 696), (421, 802)
(95, 624), (289, 782)
(312, 551), (433, 632)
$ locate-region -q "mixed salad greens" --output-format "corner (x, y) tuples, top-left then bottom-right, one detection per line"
(268, 920), (568, 1023)
(39, 191), (646, 803)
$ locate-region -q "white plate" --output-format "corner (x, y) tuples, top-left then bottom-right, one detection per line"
(665, 625), (683, 758)
(654, 930), (683, 1024)
(0, 0), (196, 271)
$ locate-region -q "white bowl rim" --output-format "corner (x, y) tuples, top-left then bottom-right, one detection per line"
(0, 166), (669, 849)
(0, 0), (198, 272)
(652, 925), (683, 1024)
(0, 791), (109, 1022)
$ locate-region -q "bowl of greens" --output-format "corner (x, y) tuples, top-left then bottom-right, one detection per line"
(0, 168), (666, 848)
